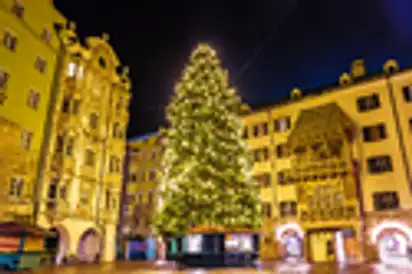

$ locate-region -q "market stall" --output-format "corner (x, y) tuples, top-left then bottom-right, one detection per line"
(166, 225), (260, 267)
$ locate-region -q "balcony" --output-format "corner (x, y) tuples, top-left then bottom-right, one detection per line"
(299, 205), (358, 223)
(287, 159), (350, 183)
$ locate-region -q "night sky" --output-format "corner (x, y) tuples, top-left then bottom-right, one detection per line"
(54, 0), (412, 138)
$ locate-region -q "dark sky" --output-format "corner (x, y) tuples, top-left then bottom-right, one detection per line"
(54, 0), (412, 138)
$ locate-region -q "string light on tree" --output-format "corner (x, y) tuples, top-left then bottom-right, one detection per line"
(153, 43), (261, 237)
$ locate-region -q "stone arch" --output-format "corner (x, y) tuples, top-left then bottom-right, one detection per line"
(276, 223), (304, 241)
(370, 221), (412, 264)
(370, 221), (412, 244)
(77, 228), (101, 263)
(49, 225), (70, 265)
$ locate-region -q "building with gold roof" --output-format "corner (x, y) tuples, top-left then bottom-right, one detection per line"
(121, 58), (412, 264)
(35, 21), (131, 263)
(0, 0), (66, 222)
(243, 59), (412, 263)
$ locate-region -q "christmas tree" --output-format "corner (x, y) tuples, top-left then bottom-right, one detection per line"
(153, 44), (261, 237)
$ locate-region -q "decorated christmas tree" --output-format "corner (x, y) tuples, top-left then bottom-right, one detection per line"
(153, 44), (261, 237)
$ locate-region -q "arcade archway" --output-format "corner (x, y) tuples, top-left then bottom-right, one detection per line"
(77, 228), (101, 263)
(370, 221), (412, 266)
(47, 226), (70, 265)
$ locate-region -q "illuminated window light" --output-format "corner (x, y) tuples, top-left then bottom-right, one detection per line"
(68, 62), (77, 77)
(276, 223), (304, 241)
(370, 221), (412, 244)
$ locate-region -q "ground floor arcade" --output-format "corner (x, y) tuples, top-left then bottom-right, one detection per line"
(37, 215), (117, 264)
(275, 216), (412, 266)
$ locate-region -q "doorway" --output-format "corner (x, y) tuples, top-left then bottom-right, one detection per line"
(309, 231), (335, 262)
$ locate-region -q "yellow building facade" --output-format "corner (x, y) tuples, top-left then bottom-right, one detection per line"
(120, 133), (163, 239)
(0, 0), (66, 222)
(35, 22), (131, 263)
(243, 59), (412, 263)
(123, 59), (412, 264)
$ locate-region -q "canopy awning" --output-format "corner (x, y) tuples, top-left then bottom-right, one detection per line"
(0, 222), (55, 237)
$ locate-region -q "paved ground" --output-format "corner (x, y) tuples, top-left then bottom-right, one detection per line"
(14, 261), (412, 274)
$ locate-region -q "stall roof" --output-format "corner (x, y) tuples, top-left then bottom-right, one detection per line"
(188, 225), (260, 234)
(0, 222), (55, 237)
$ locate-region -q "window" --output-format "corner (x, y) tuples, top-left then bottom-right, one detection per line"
(99, 56), (106, 68)
(34, 57), (47, 74)
(253, 125), (259, 137)
(72, 99), (80, 114)
(262, 123), (269, 136)
(85, 149), (95, 166)
(9, 177), (24, 198)
(79, 188), (89, 205)
(261, 147), (269, 161)
(403, 85), (412, 102)
(274, 117), (291, 132)
(261, 203), (272, 218)
(138, 191), (143, 204)
(280, 201), (298, 217)
(60, 181), (69, 200)
(367, 155), (393, 174)
(11, 0), (24, 18)
(148, 190), (153, 204)
(105, 190), (111, 210)
(20, 130), (32, 150)
(27, 89), (40, 109)
(90, 113), (99, 129)
(149, 169), (156, 181)
(130, 173), (137, 182)
(113, 122), (122, 138)
(151, 150), (156, 160)
(373, 192), (399, 211)
(0, 70), (10, 90)
(409, 118), (412, 133)
(110, 156), (120, 173)
(3, 31), (18, 51)
(139, 170), (145, 182)
(67, 62), (77, 77)
(357, 93), (381, 112)
(66, 137), (74, 156)
(277, 172), (287, 185)
(55, 135), (64, 153)
(255, 173), (271, 188)
(253, 148), (269, 162)
(276, 143), (289, 158)
(242, 127), (248, 139)
(41, 28), (52, 43)
(48, 178), (59, 199)
(62, 98), (70, 113)
(362, 124), (387, 142)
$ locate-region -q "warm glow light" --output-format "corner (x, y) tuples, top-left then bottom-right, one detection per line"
(276, 223), (304, 241)
(370, 221), (412, 244)
(187, 234), (203, 253)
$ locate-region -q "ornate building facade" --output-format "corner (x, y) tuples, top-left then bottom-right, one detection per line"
(243, 59), (412, 263)
(35, 22), (131, 263)
(123, 59), (412, 264)
(0, 0), (66, 222)
(119, 133), (163, 240)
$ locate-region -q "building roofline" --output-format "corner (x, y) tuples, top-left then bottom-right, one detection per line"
(247, 66), (412, 114)
(128, 132), (158, 142)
